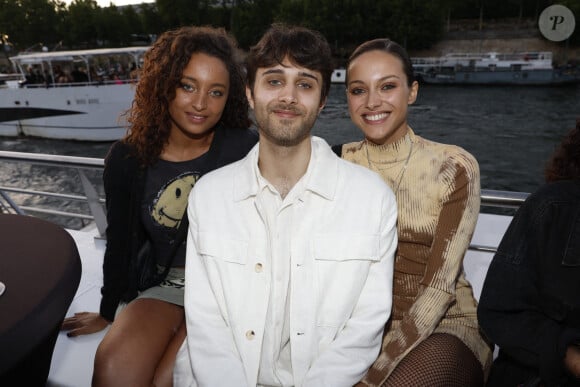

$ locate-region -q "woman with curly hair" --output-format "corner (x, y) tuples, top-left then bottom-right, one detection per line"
(61, 26), (258, 386)
(478, 119), (580, 386)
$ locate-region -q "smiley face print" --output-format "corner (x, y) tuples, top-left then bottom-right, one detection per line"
(151, 172), (199, 229)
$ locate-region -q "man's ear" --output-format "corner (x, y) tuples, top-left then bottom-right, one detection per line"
(318, 96), (327, 115)
(246, 86), (255, 110)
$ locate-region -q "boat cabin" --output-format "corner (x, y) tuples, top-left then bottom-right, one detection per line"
(7, 46), (149, 88)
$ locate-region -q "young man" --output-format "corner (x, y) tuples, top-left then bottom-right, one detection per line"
(174, 24), (398, 387)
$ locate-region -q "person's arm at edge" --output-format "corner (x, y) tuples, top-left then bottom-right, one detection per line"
(99, 142), (133, 322)
(478, 194), (580, 384)
(62, 142), (130, 335)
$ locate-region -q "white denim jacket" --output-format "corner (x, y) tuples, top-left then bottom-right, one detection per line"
(174, 137), (397, 387)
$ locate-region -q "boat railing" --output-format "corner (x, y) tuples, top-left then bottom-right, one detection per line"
(481, 189), (529, 208)
(0, 151), (107, 237)
(0, 150), (528, 251)
(20, 78), (137, 88)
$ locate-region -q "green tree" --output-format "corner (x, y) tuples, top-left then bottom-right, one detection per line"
(139, 2), (164, 36)
(386, 0), (445, 50)
(233, 0), (277, 48)
(0, 0), (27, 52)
(97, 5), (129, 46)
(65, 0), (100, 47)
(25, 0), (62, 48)
(0, 0), (63, 50)
(0, 0), (577, 56)
(121, 5), (145, 37)
(156, 0), (199, 30)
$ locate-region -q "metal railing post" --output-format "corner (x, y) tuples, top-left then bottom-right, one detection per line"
(78, 169), (107, 237)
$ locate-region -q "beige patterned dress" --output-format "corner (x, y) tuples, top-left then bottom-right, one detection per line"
(341, 128), (493, 386)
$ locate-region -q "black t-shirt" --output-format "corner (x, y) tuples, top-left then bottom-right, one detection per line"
(139, 127), (259, 267)
(141, 155), (205, 267)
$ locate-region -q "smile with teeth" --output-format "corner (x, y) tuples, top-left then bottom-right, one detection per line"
(364, 112), (389, 122)
(188, 113), (206, 121)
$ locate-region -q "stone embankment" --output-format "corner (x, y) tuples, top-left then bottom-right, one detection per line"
(409, 18), (579, 65)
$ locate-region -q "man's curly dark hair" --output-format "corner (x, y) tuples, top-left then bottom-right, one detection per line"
(545, 118), (580, 182)
(245, 23), (334, 104)
(123, 26), (251, 166)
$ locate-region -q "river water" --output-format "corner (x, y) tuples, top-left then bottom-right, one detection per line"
(1, 83), (579, 196)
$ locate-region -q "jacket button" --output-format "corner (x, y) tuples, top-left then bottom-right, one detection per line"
(255, 263), (263, 273)
(245, 330), (255, 340)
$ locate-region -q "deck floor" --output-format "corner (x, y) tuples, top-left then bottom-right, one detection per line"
(48, 229), (107, 387)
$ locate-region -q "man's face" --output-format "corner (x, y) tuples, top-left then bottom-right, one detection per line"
(246, 56), (326, 147)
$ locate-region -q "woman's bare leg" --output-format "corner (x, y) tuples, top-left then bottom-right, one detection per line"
(92, 298), (184, 387)
(152, 319), (187, 387)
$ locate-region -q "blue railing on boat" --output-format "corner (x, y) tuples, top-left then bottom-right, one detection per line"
(0, 150), (529, 251)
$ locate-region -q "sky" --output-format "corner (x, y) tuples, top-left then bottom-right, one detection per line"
(96, 0), (154, 7)
(64, 0), (154, 8)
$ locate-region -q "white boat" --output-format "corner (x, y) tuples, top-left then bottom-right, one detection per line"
(0, 150), (521, 385)
(0, 47), (149, 141)
(412, 51), (580, 85)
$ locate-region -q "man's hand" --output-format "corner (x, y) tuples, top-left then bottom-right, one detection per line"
(61, 312), (110, 337)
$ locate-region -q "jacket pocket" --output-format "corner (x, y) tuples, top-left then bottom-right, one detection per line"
(313, 234), (380, 262)
(197, 232), (248, 264)
(196, 233), (251, 322)
(312, 234), (380, 328)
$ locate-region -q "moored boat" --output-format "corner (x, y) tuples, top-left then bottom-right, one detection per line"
(0, 47), (149, 141)
(412, 51), (580, 86)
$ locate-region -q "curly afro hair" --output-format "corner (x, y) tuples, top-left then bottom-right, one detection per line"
(123, 26), (251, 166)
(545, 118), (580, 182)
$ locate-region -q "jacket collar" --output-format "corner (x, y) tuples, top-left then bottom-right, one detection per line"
(232, 136), (338, 202)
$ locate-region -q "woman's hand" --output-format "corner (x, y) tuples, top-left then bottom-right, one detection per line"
(61, 312), (110, 337)
(564, 344), (580, 379)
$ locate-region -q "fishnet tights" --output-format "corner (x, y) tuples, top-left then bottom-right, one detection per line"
(383, 333), (484, 387)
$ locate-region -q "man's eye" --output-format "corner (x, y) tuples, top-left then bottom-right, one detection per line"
(268, 79), (282, 86)
(298, 82), (312, 89)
